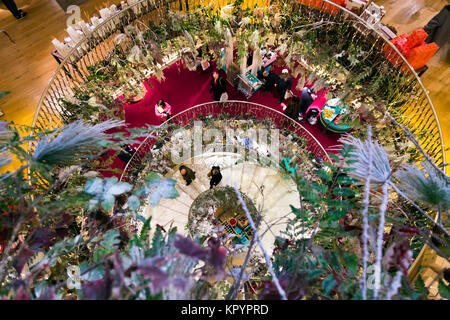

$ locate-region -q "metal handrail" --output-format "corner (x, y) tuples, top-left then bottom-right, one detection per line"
(318, 0), (445, 170)
(31, 0), (446, 170)
(119, 100), (332, 182)
(27, 0), (447, 289)
(32, 0), (168, 129)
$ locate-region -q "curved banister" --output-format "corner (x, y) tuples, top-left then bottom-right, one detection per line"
(31, 0), (445, 171)
(32, 0), (164, 128)
(119, 100), (332, 182)
(318, 0), (445, 170)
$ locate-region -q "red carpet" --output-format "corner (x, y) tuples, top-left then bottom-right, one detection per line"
(101, 60), (343, 177)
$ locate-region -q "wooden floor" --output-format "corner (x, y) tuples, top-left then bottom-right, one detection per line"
(0, 0), (449, 162)
(0, 0), (115, 126)
(377, 0), (450, 165)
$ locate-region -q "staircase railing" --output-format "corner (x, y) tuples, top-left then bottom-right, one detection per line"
(31, 0), (445, 171)
(119, 100), (331, 182)
(29, 0), (447, 289)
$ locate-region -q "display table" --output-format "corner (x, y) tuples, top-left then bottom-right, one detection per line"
(320, 98), (352, 133)
(237, 71), (262, 100)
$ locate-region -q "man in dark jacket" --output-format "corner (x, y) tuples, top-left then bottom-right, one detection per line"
(424, 5), (450, 48)
(257, 68), (280, 92)
(180, 165), (196, 186)
(299, 87), (316, 117)
(207, 166), (222, 189)
(275, 69), (293, 103)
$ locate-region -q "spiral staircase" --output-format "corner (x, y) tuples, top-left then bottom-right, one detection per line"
(144, 152), (301, 252)
(27, 0), (448, 299)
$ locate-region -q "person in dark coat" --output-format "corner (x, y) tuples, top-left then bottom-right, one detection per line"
(207, 166), (222, 189)
(1, 0), (27, 19)
(210, 70), (227, 101)
(257, 68), (280, 92)
(117, 145), (136, 163)
(180, 165), (196, 186)
(299, 87), (316, 117)
(275, 69), (293, 103)
(424, 5), (450, 48)
(283, 95), (302, 121)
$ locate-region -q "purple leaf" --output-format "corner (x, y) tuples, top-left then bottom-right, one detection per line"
(32, 227), (56, 249)
(54, 227), (70, 239)
(137, 258), (169, 293)
(38, 287), (55, 300)
(82, 264), (111, 300)
(206, 237), (227, 270)
(12, 247), (35, 274)
(82, 280), (108, 300)
(171, 277), (191, 291)
(13, 287), (31, 300)
(55, 213), (73, 228)
(174, 235), (207, 260)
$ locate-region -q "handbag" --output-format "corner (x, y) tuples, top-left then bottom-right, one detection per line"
(284, 90), (293, 100)
(201, 60), (210, 71)
(220, 92), (229, 102)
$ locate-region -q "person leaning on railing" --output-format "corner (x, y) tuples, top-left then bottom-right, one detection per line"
(210, 70), (227, 101)
(282, 95), (302, 121)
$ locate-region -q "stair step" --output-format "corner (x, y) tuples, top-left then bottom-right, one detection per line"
(144, 152), (302, 248)
(240, 163), (257, 194)
(246, 167), (264, 200)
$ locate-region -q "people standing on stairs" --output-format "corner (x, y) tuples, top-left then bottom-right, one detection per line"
(207, 166), (222, 189)
(275, 69), (293, 104)
(210, 70), (227, 101)
(180, 165), (196, 186)
(424, 5), (450, 48)
(282, 95), (302, 121)
(155, 99), (172, 124)
(1, 0), (27, 20)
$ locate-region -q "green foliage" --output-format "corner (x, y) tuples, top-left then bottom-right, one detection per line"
(84, 177), (133, 211)
(93, 229), (121, 262)
(414, 275), (429, 298)
(0, 1), (448, 301)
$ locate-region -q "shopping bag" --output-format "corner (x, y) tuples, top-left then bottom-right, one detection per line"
(201, 60), (210, 71)
(284, 90), (293, 100)
(220, 92), (229, 102)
